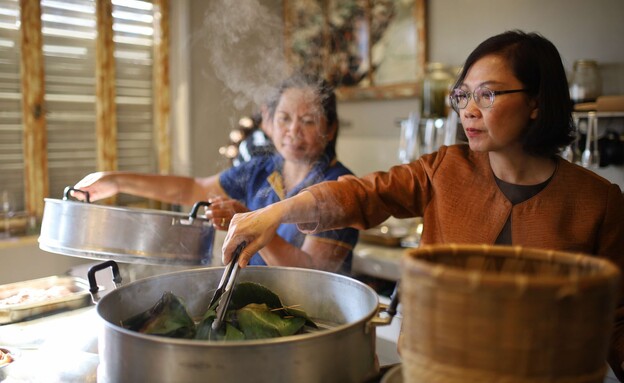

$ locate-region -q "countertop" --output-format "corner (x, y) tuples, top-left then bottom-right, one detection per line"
(0, 306), (99, 382)
(0, 301), (620, 382)
(352, 217), (423, 282)
(0, 271), (402, 383)
(352, 242), (405, 282)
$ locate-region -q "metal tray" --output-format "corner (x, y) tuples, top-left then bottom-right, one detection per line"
(0, 276), (94, 324)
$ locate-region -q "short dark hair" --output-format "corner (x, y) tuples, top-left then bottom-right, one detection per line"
(265, 72), (339, 154)
(453, 30), (574, 157)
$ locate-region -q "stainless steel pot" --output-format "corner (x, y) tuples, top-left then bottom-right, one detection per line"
(38, 187), (215, 265)
(88, 262), (394, 383)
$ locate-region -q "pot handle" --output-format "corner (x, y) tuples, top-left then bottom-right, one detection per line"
(367, 282), (400, 332)
(63, 186), (90, 203)
(188, 201), (211, 220)
(87, 260), (123, 304)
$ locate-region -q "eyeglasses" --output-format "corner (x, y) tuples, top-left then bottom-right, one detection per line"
(449, 86), (528, 111)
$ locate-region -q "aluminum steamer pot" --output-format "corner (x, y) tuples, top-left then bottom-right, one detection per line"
(88, 262), (394, 383)
(38, 187), (215, 265)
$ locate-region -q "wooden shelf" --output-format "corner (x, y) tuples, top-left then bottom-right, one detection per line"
(573, 111), (624, 119)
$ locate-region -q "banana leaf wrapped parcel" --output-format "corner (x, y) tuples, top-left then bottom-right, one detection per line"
(121, 282), (317, 341)
(121, 291), (196, 338)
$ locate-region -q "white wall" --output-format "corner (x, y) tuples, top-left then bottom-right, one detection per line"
(339, 0), (624, 182)
(428, 0), (624, 78)
(0, 239), (92, 285)
(337, 98), (422, 176)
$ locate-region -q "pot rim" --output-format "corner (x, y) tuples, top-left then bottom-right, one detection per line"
(43, 198), (211, 221)
(95, 266), (381, 346)
(403, 244), (621, 288)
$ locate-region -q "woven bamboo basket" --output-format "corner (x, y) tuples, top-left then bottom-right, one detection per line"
(400, 244), (621, 383)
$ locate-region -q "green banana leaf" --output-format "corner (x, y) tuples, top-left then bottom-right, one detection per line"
(228, 282), (282, 310)
(282, 305), (318, 329)
(196, 282), (317, 340)
(122, 282), (317, 341)
(195, 309), (245, 341)
(236, 303), (306, 339)
(228, 282), (316, 328)
(121, 291), (196, 339)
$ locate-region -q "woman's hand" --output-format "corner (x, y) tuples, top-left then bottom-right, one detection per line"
(222, 192), (319, 268)
(221, 204), (284, 267)
(72, 172), (119, 201)
(205, 196), (249, 231)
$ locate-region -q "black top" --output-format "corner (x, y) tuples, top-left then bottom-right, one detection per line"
(494, 175), (552, 244)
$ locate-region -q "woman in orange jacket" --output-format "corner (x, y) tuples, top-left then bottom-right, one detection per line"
(222, 30), (624, 378)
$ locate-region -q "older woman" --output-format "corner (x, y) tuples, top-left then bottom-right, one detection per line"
(72, 73), (358, 273)
(222, 31), (624, 377)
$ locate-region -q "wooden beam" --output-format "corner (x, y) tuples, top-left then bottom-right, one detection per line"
(95, 0), (118, 173)
(19, 0), (48, 217)
(153, 0), (171, 175)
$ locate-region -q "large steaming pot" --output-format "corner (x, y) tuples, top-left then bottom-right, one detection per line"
(38, 187), (215, 265)
(89, 263), (392, 383)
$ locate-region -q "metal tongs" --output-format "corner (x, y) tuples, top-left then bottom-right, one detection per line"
(208, 241), (247, 331)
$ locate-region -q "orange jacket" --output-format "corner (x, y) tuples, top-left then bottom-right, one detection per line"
(305, 144), (623, 259)
(304, 144), (624, 377)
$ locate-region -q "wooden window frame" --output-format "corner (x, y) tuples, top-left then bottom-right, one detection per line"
(18, 0), (170, 218)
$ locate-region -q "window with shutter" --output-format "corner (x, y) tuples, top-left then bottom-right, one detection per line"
(113, 0), (156, 206)
(0, 0), (24, 213)
(0, 0), (168, 235)
(41, 0), (98, 200)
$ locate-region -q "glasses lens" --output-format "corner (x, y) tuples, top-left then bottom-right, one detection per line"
(474, 87), (495, 108)
(450, 89), (468, 109)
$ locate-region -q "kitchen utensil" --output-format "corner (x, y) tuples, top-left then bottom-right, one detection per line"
(423, 118), (436, 154)
(443, 110), (459, 146)
(1, 190), (12, 239)
(569, 59), (601, 105)
(400, 244), (621, 383)
(581, 112), (600, 168)
(561, 144), (574, 163)
(591, 113), (601, 166)
(87, 262), (397, 383)
(562, 114), (582, 163)
(208, 241), (246, 330)
(581, 116), (593, 166)
(421, 62), (453, 119)
(39, 187), (216, 265)
(385, 282), (400, 318)
(600, 130), (624, 166)
(398, 111), (420, 163)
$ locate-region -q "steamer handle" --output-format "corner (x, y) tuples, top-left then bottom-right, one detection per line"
(189, 201), (211, 219)
(385, 281), (400, 317)
(63, 186), (90, 203)
(87, 260), (123, 304)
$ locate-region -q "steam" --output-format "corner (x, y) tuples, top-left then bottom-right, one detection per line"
(199, 0), (290, 110)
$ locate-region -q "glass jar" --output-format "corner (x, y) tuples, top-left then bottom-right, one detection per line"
(569, 59), (601, 104)
(421, 62), (454, 118)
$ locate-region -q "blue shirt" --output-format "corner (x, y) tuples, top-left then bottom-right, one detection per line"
(219, 152), (359, 273)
